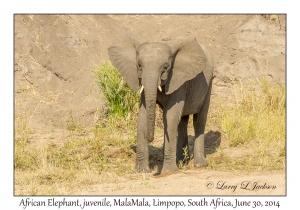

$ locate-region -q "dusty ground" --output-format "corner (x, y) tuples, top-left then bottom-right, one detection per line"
(71, 171), (285, 195)
(14, 14), (286, 195)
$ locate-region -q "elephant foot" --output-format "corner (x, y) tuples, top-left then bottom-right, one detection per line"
(154, 170), (180, 177)
(136, 167), (151, 173)
(194, 156), (208, 167)
(157, 167), (179, 177)
(135, 162), (151, 173)
(161, 163), (179, 173)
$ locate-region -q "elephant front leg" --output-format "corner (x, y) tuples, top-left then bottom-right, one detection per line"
(162, 100), (185, 173)
(135, 100), (150, 172)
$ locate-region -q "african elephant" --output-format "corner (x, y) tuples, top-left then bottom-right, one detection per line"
(108, 31), (214, 173)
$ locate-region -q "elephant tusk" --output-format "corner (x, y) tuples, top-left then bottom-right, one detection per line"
(139, 85), (144, 94)
(158, 85), (162, 92)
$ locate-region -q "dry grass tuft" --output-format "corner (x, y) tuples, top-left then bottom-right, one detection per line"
(206, 78), (285, 172)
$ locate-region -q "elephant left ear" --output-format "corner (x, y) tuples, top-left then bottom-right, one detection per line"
(164, 37), (212, 95)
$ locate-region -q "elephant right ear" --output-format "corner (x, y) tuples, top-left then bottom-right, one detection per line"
(108, 31), (148, 91)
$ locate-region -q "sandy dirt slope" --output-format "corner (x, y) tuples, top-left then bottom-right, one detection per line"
(14, 14), (285, 130)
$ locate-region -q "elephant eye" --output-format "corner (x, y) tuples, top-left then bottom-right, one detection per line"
(161, 65), (169, 80)
(137, 62), (142, 70)
(163, 64), (170, 72)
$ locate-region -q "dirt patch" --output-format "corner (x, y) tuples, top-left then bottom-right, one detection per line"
(70, 171), (285, 195)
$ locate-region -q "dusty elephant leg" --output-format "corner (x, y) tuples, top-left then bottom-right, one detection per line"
(176, 115), (189, 163)
(193, 112), (209, 167)
(135, 98), (150, 172)
(162, 100), (185, 172)
(162, 113), (180, 172)
(193, 82), (212, 167)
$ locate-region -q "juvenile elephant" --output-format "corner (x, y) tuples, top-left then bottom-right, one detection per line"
(108, 31), (214, 173)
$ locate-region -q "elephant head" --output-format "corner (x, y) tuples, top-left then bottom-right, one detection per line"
(108, 31), (208, 142)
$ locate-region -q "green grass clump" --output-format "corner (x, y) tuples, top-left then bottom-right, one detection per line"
(93, 61), (140, 120)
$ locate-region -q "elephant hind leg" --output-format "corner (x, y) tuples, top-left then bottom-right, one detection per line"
(176, 115), (189, 163)
(193, 81), (212, 167)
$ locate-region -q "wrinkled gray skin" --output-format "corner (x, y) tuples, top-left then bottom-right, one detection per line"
(108, 31), (214, 173)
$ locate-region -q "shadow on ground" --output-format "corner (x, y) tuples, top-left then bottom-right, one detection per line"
(131, 130), (221, 173)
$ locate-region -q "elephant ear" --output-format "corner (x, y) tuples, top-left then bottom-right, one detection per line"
(164, 37), (212, 94)
(108, 31), (148, 91)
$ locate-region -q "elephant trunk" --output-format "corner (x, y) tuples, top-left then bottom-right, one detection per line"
(143, 73), (159, 142)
